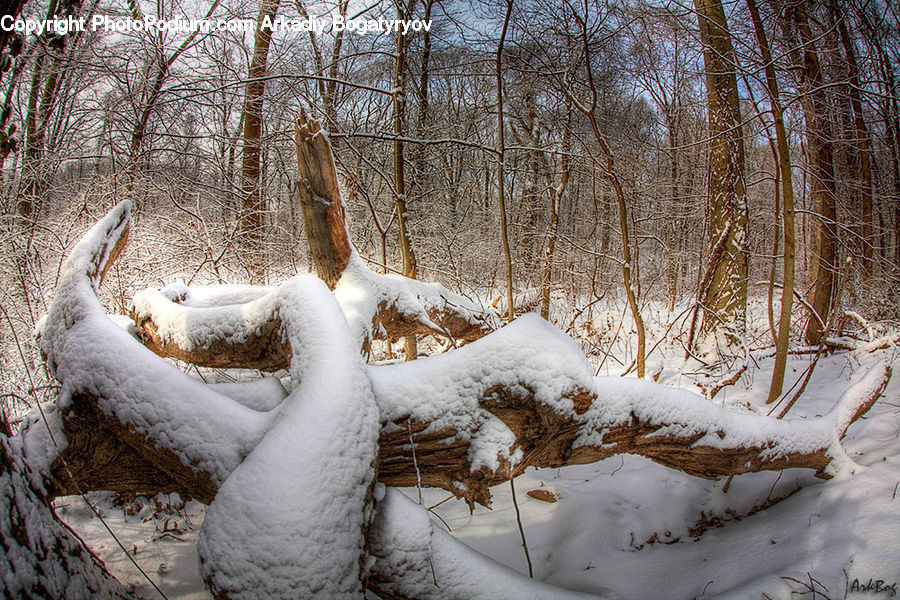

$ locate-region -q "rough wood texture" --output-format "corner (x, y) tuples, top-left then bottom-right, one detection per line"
(371, 302), (493, 344)
(49, 393), (219, 504)
(20, 204), (892, 600)
(45, 367), (890, 508)
(129, 285), (494, 371)
(694, 0), (749, 344)
(1, 413), (137, 599)
(132, 309), (291, 372)
(295, 112), (353, 289)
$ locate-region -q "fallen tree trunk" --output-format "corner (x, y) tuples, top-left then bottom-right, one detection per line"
(39, 356), (889, 507)
(33, 202), (890, 508)
(19, 204), (891, 599)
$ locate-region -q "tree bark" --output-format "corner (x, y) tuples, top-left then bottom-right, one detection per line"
(295, 113), (353, 289)
(693, 0), (749, 348)
(832, 1), (874, 280)
(17, 0), (86, 217)
(42, 364), (889, 509)
(496, 0), (515, 324)
(17, 200), (892, 600)
(1, 413), (137, 599)
(746, 0), (796, 404)
(540, 103), (570, 321)
(240, 0), (281, 283)
(393, 1), (419, 359)
(568, 5), (646, 377)
(783, 1), (839, 345)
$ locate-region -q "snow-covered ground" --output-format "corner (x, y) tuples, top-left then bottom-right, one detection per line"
(56, 336), (900, 600)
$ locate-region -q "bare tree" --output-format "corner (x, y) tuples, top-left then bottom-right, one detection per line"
(567, 1), (647, 378)
(781, 0), (839, 345)
(496, 0), (515, 323)
(746, 0), (796, 403)
(240, 0), (281, 282)
(691, 0), (749, 351)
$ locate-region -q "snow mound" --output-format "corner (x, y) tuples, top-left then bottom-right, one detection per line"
(197, 276), (380, 599)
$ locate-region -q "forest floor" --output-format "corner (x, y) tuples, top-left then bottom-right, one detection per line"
(53, 298), (900, 600)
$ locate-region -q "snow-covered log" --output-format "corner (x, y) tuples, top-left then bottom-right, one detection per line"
(196, 276), (380, 600)
(0, 413), (136, 599)
(18, 204), (891, 598)
(130, 253), (496, 370)
(130, 283), (290, 371)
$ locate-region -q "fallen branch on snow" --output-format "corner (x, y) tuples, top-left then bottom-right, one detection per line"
(17, 204), (891, 599)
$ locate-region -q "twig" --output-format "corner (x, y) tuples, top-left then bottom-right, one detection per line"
(509, 477), (534, 579)
(407, 418), (423, 505)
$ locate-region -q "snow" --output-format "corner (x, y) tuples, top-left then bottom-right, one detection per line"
(333, 252), (497, 347)
(35, 202), (275, 486)
(131, 283), (280, 352)
(371, 314), (590, 472)
(45, 323), (897, 600)
(18, 205), (899, 599)
(207, 377), (287, 412)
(1, 431), (135, 599)
(369, 488), (599, 599)
(40, 328), (899, 600)
(197, 276), (380, 599)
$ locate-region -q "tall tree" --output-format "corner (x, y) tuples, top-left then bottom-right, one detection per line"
(568, 1), (646, 378)
(394, 0), (420, 359)
(782, 0), (839, 345)
(692, 0), (749, 350)
(126, 0), (222, 187)
(746, 0), (796, 404)
(496, 0), (515, 323)
(240, 0), (281, 282)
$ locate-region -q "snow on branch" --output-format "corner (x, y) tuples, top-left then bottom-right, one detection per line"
(129, 252), (497, 368)
(35, 206), (889, 506)
(18, 206), (891, 599)
(34, 202), (275, 500)
(128, 114), (497, 366)
(334, 253), (498, 350)
(131, 282), (290, 371)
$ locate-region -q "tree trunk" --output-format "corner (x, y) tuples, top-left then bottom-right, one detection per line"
(693, 0), (749, 349)
(393, 1), (419, 359)
(1, 413), (137, 599)
(17, 184), (892, 600)
(569, 6), (646, 377)
(827, 1), (873, 281)
(295, 113), (353, 289)
(497, 0), (515, 323)
(747, 0), (796, 404)
(540, 104), (570, 321)
(784, 1), (839, 345)
(126, 0), (221, 189)
(17, 0), (86, 217)
(240, 0), (280, 283)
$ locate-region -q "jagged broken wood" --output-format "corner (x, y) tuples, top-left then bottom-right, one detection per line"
(131, 116), (496, 368)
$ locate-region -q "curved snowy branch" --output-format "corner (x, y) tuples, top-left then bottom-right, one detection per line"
(22, 205), (891, 599)
(129, 253), (497, 369)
